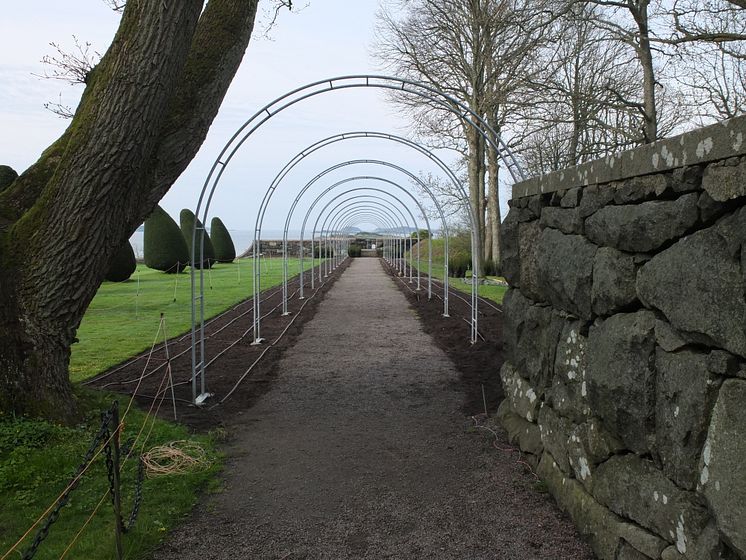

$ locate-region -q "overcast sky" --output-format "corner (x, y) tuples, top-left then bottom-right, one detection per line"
(0, 1), (504, 234)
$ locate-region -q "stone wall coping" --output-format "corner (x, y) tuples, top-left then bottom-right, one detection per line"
(512, 115), (746, 199)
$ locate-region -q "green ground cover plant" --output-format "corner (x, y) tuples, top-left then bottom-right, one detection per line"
(71, 257), (316, 382)
(0, 389), (221, 560)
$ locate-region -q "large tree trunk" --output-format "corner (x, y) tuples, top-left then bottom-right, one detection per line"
(465, 126), (484, 279)
(486, 119), (501, 267)
(632, 0), (658, 142)
(0, 0), (260, 421)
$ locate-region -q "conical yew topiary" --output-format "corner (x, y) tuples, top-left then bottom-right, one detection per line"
(180, 209), (216, 269)
(0, 165), (18, 193)
(210, 217), (236, 263)
(144, 205), (189, 273)
(105, 241), (137, 282)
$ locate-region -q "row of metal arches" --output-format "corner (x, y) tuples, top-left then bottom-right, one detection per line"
(188, 75), (525, 405)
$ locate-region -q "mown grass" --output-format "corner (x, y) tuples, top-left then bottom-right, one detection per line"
(0, 389), (221, 560)
(71, 257), (316, 382)
(1, 256), (319, 560)
(408, 238), (508, 304)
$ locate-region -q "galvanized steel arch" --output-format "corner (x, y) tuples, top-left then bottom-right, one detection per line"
(190, 76), (518, 403)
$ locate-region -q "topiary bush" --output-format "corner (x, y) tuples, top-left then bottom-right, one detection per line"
(0, 165), (18, 193)
(105, 242), (137, 282)
(210, 216), (236, 263)
(144, 205), (190, 273)
(482, 258), (498, 277)
(180, 209), (216, 269)
(348, 245), (362, 258)
(448, 253), (471, 278)
(313, 246), (334, 258)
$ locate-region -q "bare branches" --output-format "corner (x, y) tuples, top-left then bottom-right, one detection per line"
(35, 35), (100, 85)
(102, 0), (126, 11)
(258, 0), (304, 38)
(43, 94), (75, 119)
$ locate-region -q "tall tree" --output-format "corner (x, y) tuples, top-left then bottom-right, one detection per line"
(375, 0), (553, 269)
(580, 0), (661, 142)
(0, 0), (286, 420)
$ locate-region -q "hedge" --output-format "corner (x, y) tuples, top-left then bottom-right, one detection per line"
(180, 209), (215, 269)
(143, 205), (189, 273)
(210, 217), (236, 263)
(105, 242), (137, 282)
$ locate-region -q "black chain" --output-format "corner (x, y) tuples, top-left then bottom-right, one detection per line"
(125, 456), (145, 532)
(110, 437), (146, 533)
(21, 409), (114, 560)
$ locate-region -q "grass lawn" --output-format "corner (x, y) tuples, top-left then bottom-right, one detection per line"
(1, 256), (319, 560)
(71, 257), (317, 383)
(407, 239), (507, 304)
(0, 389), (221, 560)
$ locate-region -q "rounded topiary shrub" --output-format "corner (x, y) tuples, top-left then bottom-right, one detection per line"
(348, 245), (362, 258)
(0, 165), (18, 193)
(105, 242), (137, 282)
(313, 245), (332, 258)
(180, 209), (216, 269)
(210, 216), (236, 263)
(144, 205), (190, 273)
(448, 253), (471, 278)
(482, 258), (498, 277)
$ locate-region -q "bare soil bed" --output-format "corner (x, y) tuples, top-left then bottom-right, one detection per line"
(86, 262), (351, 430)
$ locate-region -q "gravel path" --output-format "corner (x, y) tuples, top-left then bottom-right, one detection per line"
(156, 258), (594, 559)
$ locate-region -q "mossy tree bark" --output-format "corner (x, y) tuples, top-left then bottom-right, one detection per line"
(0, 0), (260, 421)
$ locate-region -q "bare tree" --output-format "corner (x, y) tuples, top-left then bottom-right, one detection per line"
(375, 0), (554, 269)
(579, 0), (663, 142)
(515, 3), (646, 174)
(0, 0), (293, 421)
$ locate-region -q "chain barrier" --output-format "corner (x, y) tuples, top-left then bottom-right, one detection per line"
(19, 400), (145, 560)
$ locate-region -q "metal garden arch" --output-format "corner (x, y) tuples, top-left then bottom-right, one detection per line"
(190, 75), (525, 404)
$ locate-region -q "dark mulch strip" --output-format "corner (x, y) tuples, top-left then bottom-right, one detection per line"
(87, 261), (350, 431)
(380, 261), (505, 415)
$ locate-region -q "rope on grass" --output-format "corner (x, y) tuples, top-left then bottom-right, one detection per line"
(141, 441), (209, 477)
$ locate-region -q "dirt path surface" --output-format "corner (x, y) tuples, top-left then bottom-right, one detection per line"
(156, 258), (594, 560)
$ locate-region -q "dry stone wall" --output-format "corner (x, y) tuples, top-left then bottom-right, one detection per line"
(499, 117), (746, 560)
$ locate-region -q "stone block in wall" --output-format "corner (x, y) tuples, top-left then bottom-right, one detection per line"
(518, 220), (544, 301)
(500, 209), (522, 286)
(671, 165), (704, 194)
(567, 420), (625, 491)
(592, 455), (710, 554)
(615, 541), (654, 560)
(538, 451), (625, 560)
(540, 207), (584, 235)
(637, 206), (746, 359)
(536, 228), (597, 319)
(702, 157), (746, 202)
(538, 404), (574, 474)
(502, 289), (563, 391)
(592, 247), (638, 316)
(561, 187), (582, 208)
(655, 320), (689, 352)
(656, 348), (723, 491)
(586, 311), (657, 453)
(585, 193), (699, 253)
(496, 399), (543, 457)
(700, 379), (746, 558)
(549, 320), (590, 423)
(500, 362), (540, 422)
(616, 522), (670, 560)
(580, 184), (617, 218)
(613, 175), (670, 204)
(500, 210), (542, 291)
(547, 379), (589, 425)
